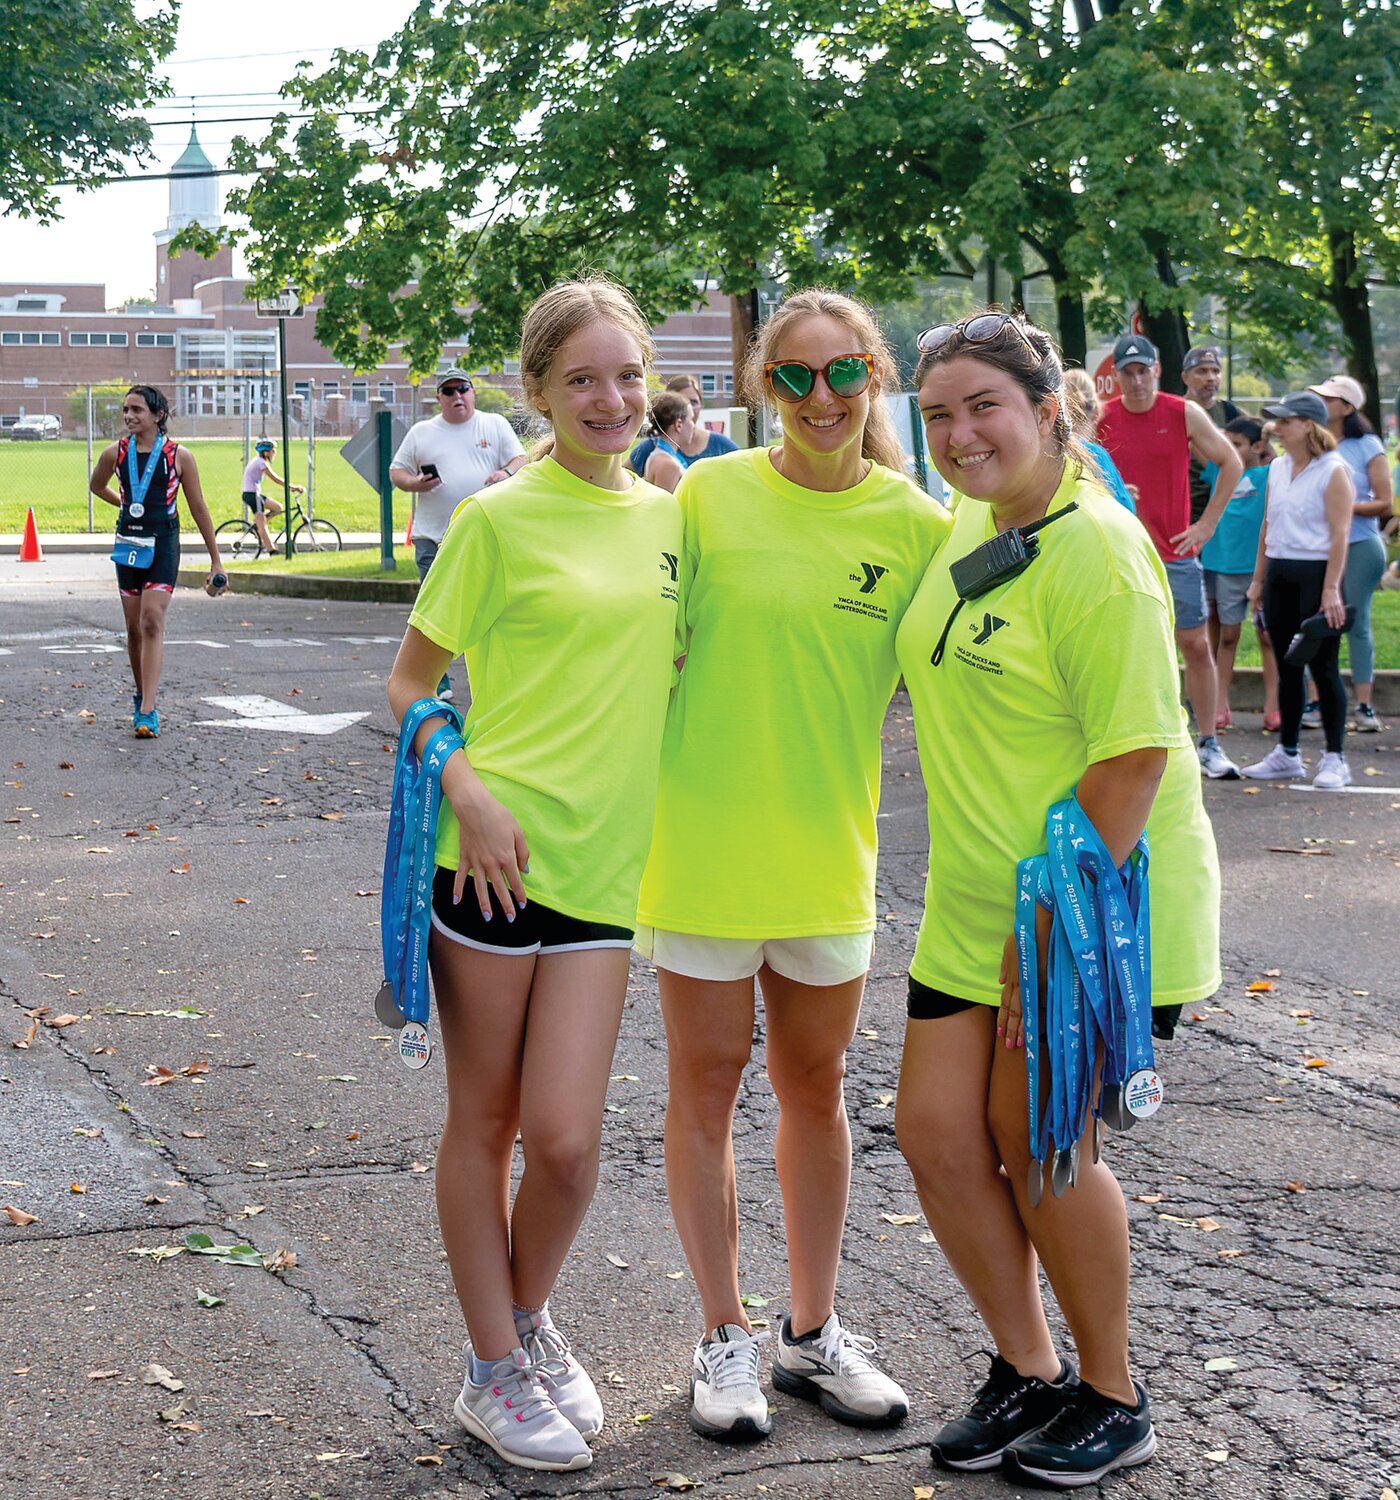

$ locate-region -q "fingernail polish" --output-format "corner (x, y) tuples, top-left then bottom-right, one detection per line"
(506, 909), (515, 923)
(482, 908), (491, 922)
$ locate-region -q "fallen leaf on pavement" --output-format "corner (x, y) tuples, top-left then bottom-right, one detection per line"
(70, 1183), (86, 1195)
(2, 1205), (38, 1226)
(1263, 967), (1281, 977)
(1305, 1058), (1330, 1068)
(319, 811), (345, 821)
(1131, 1193), (1164, 1204)
(142, 1363), (184, 1392)
(86, 1370), (121, 1380)
(144, 1195), (169, 1206)
(1195, 1217), (1222, 1232)
(914, 1489), (937, 1500)
(1245, 981), (1275, 992)
(413, 1455), (444, 1466)
(880, 1212), (922, 1226)
(860, 1453), (899, 1464)
(652, 1475), (702, 1492)
(355, 889), (378, 897)
(264, 1248), (297, 1273)
(1284, 1180), (1306, 1193)
(158, 1398), (192, 1422)
(606, 1252), (630, 1269)
(195, 1288), (224, 1308)
(1203, 1357), (1238, 1372)
(875, 1092), (894, 1109)
(1204, 1449), (1229, 1462)
(44, 1014), (81, 1028)
(1289, 1009), (1314, 1019)
(314, 1450), (369, 1462)
(11, 1020), (38, 1049)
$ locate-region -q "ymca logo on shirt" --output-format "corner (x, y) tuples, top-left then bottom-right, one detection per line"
(659, 551), (679, 603)
(833, 561), (892, 623)
(955, 611), (1009, 674)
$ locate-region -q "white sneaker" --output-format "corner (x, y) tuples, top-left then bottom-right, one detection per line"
(690, 1323), (772, 1441)
(1241, 746), (1307, 781)
(516, 1307), (604, 1438)
(1197, 741), (1240, 780)
(453, 1346), (592, 1472)
(773, 1313), (909, 1428)
(1313, 752), (1352, 791)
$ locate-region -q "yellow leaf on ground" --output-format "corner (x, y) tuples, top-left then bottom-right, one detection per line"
(2, 1205), (38, 1226)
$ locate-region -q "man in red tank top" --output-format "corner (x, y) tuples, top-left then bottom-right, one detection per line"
(1098, 335), (1244, 779)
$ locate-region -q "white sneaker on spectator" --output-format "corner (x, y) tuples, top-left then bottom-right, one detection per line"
(690, 1324), (772, 1441)
(516, 1307), (604, 1438)
(454, 1346), (591, 1472)
(1197, 740), (1241, 779)
(773, 1312), (909, 1427)
(1313, 752), (1352, 790)
(1241, 746), (1307, 780)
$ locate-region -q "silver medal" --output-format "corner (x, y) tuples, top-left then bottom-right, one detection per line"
(1069, 1139), (1081, 1189)
(1124, 1068), (1163, 1120)
(1027, 1158), (1044, 1208)
(1092, 1116), (1103, 1164)
(375, 977), (407, 1027)
(1050, 1145), (1074, 1198)
(397, 1021), (432, 1070)
(129, 502), (145, 519)
(1100, 1082), (1132, 1132)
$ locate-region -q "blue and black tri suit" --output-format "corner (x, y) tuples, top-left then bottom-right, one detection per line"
(114, 435), (182, 596)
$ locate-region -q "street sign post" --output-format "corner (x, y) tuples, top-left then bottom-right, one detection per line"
(254, 288), (303, 558)
(339, 413), (408, 572)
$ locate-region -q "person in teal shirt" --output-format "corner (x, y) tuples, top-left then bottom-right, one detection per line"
(1200, 418), (1276, 729)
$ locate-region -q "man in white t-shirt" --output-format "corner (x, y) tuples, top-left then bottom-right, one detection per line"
(390, 369), (526, 698)
(390, 368), (526, 581)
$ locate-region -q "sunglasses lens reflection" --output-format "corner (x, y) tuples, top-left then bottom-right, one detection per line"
(827, 357), (872, 397)
(771, 364), (814, 401)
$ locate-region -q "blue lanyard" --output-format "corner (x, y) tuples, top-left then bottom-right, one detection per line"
(380, 696), (464, 1059)
(1015, 796), (1159, 1203)
(126, 439), (163, 513)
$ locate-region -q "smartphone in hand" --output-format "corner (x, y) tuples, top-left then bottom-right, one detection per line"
(419, 463), (440, 481)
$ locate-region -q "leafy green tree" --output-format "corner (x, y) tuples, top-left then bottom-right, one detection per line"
(66, 382), (128, 438)
(0, 0), (176, 222)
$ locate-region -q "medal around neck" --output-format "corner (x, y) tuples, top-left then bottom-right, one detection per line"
(1123, 1068), (1163, 1120)
(375, 977), (408, 1028)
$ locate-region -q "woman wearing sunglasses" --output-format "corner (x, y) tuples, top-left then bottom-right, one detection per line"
(893, 312), (1219, 1488)
(637, 290), (951, 1442)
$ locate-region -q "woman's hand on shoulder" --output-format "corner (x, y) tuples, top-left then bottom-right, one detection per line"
(441, 754), (530, 921)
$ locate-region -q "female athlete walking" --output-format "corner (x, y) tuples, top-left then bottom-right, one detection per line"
(386, 279), (681, 1473)
(637, 289), (950, 1442)
(893, 310), (1219, 1488)
(88, 385), (225, 737)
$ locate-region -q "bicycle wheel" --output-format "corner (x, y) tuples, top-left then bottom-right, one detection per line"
(215, 518), (262, 561)
(292, 518), (342, 553)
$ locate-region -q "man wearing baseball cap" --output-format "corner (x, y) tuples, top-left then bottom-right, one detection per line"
(1098, 335), (1245, 780)
(390, 367), (527, 697)
(1182, 347), (1241, 524)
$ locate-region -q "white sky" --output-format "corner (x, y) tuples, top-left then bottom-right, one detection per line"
(0, 0), (416, 302)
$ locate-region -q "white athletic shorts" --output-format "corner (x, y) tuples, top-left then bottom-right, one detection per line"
(634, 926), (875, 987)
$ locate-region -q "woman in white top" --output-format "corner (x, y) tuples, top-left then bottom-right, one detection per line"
(1241, 391), (1354, 790)
(1307, 375), (1392, 731)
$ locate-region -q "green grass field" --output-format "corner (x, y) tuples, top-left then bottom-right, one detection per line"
(0, 438), (396, 534)
(226, 544), (417, 579)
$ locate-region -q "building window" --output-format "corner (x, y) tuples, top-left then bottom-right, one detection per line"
(70, 331), (128, 347)
(701, 373), (718, 395)
(16, 298), (48, 312)
(17, 331), (57, 346)
(722, 373), (734, 394)
(377, 380), (396, 404)
(350, 380), (368, 404)
(43, 332), (59, 346)
(322, 381), (340, 396)
(293, 380), (312, 402)
(0, 333), (18, 345)
(136, 332), (176, 348)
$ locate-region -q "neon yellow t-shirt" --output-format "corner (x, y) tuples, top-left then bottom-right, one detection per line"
(409, 456), (682, 928)
(896, 467), (1220, 1007)
(638, 447), (952, 938)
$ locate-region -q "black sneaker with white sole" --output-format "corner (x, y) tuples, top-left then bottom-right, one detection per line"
(1003, 1378), (1156, 1488)
(929, 1352), (1076, 1472)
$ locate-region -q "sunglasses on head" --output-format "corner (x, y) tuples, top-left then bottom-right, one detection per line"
(763, 353), (875, 403)
(439, 382), (473, 397)
(916, 313), (1040, 358)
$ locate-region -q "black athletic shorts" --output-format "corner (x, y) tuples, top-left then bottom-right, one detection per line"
(430, 867), (633, 956)
(115, 528), (180, 596)
(907, 975), (979, 1020)
(242, 489), (267, 516)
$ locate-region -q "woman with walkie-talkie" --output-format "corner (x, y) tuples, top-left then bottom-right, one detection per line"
(892, 311), (1220, 1489)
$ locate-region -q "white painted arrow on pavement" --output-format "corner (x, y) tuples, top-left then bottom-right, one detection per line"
(196, 694), (370, 736)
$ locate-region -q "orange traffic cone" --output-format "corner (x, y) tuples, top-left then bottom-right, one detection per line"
(19, 506), (43, 563)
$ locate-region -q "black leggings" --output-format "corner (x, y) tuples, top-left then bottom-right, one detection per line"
(1263, 556), (1345, 753)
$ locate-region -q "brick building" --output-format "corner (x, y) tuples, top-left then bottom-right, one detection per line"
(0, 127), (737, 435)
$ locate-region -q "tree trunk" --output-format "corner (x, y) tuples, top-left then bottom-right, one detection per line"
(1141, 249), (1189, 392)
(1328, 226), (1381, 430)
(1055, 287), (1087, 368)
(730, 289), (760, 445)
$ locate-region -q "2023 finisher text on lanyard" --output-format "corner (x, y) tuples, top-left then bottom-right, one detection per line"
(379, 696), (465, 1071)
(1016, 796), (1161, 1207)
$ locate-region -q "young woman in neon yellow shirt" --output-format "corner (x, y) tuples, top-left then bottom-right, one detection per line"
(387, 279), (681, 1474)
(638, 290), (951, 1440)
(894, 312), (1220, 1488)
